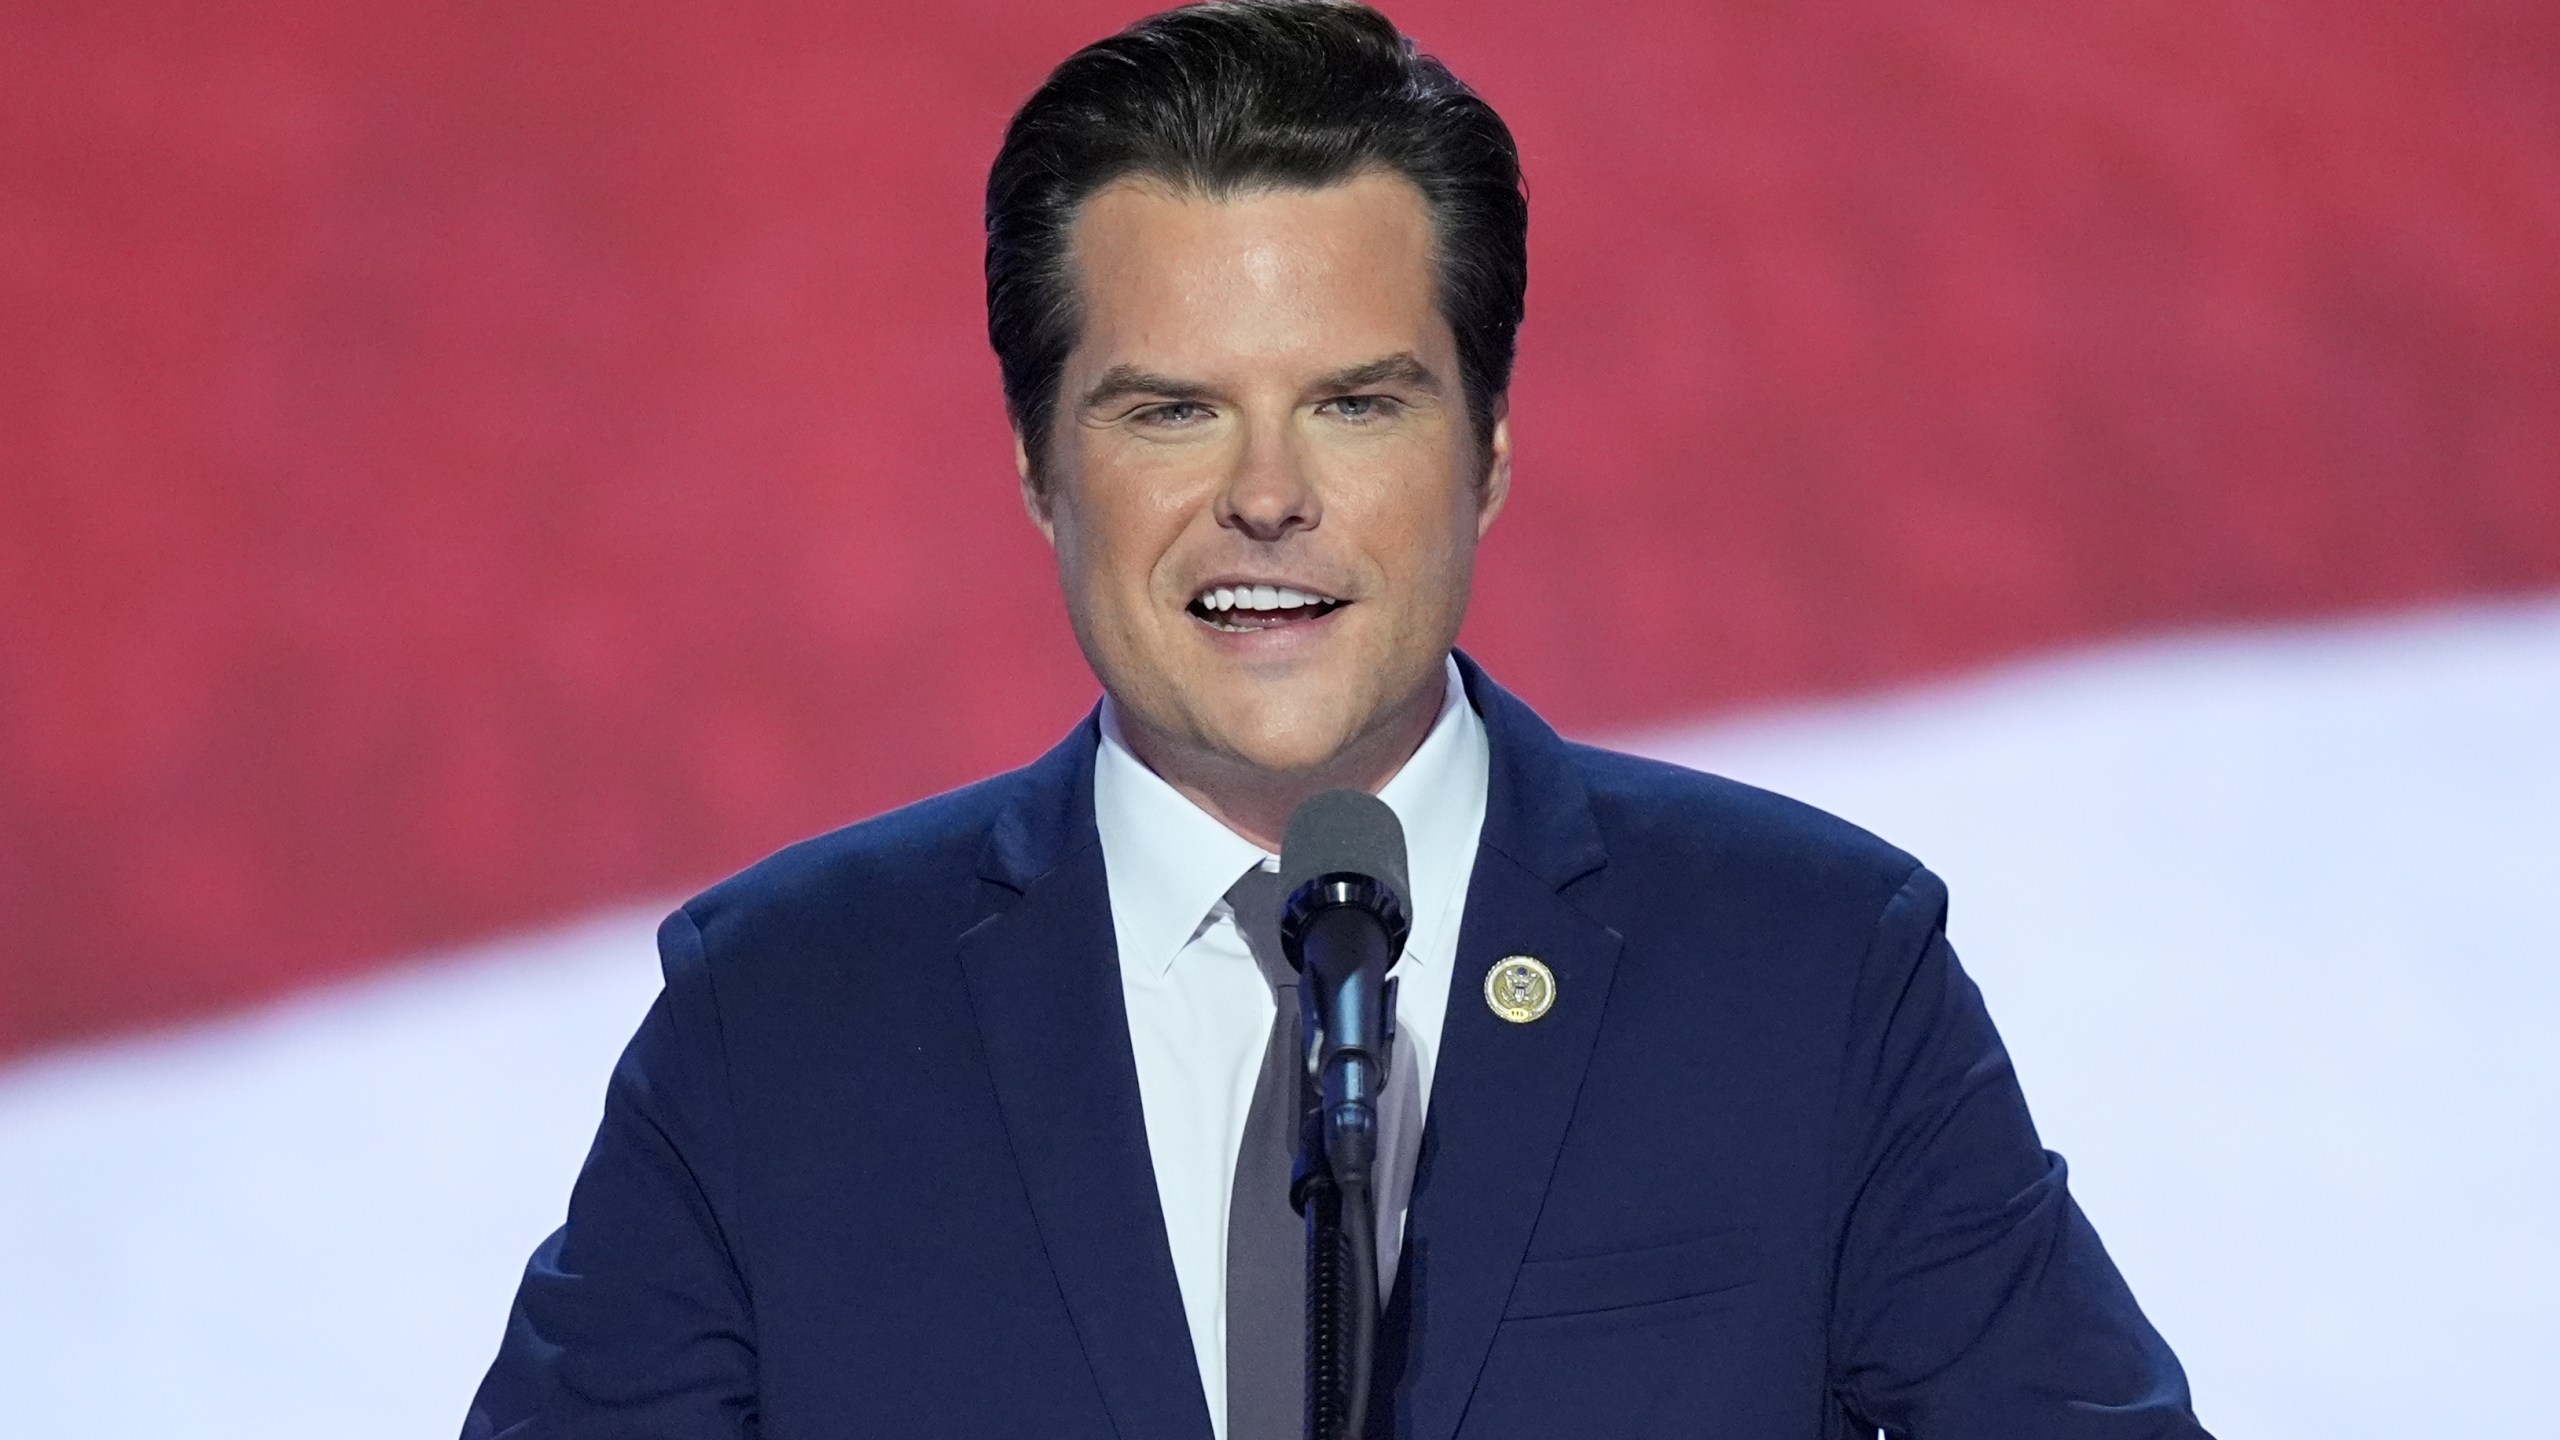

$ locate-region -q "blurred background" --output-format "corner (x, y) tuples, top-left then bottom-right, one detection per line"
(3, 0), (2556, 1434)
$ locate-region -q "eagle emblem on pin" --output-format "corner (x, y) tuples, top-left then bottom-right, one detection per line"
(1483, 955), (1556, 1023)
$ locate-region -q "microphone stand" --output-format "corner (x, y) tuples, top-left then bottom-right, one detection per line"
(1279, 834), (1408, 1440)
(1291, 1092), (1380, 1440)
(1288, 940), (1396, 1440)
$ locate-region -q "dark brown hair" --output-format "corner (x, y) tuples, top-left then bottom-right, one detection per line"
(985, 0), (1528, 486)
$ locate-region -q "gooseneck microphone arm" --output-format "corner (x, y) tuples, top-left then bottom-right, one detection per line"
(1290, 1122), (1377, 1440)
(1277, 790), (1412, 1440)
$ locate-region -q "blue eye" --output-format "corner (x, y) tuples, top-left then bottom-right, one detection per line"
(1139, 402), (1209, 426)
(1327, 395), (1396, 421)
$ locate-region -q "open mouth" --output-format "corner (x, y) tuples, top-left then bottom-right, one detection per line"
(1186, 584), (1347, 633)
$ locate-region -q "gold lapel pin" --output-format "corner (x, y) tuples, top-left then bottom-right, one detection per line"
(1483, 955), (1556, 1023)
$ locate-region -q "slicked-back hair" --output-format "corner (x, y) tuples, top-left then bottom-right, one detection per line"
(986, 0), (1528, 491)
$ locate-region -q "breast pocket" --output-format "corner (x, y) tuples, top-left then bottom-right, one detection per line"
(1501, 1226), (1760, 1321)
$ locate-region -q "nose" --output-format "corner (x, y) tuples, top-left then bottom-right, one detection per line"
(1216, 420), (1319, 542)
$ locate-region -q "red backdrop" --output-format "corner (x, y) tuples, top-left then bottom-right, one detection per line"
(3, 0), (2556, 1057)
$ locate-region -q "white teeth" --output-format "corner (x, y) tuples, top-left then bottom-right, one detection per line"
(1194, 584), (1341, 615)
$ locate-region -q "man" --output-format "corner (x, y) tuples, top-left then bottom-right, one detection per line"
(467, 3), (2209, 1436)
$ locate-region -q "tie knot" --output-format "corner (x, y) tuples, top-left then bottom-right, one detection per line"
(1224, 864), (1294, 994)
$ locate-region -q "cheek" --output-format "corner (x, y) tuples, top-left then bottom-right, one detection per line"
(1368, 477), (1484, 604)
(1053, 484), (1186, 628)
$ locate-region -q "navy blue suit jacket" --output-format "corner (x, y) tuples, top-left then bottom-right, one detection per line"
(468, 658), (2206, 1438)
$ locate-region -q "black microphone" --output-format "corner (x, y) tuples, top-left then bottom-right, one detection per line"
(1277, 789), (1408, 1440)
(1277, 789), (1411, 1191)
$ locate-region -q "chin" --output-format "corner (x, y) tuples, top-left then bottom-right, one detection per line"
(1207, 710), (1363, 779)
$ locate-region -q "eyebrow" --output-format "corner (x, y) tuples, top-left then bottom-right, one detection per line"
(1314, 352), (1444, 395)
(1078, 366), (1217, 412)
(1075, 352), (1447, 413)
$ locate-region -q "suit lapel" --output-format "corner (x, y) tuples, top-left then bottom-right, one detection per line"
(1383, 660), (1625, 1440)
(958, 720), (1214, 1440)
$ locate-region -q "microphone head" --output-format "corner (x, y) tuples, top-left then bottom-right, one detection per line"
(1279, 789), (1410, 910)
(1277, 789), (1412, 970)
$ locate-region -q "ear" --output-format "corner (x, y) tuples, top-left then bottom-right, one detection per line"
(1474, 397), (1513, 539)
(1015, 430), (1057, 545)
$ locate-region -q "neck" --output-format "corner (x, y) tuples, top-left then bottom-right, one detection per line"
(1114, 668), (1449, 852)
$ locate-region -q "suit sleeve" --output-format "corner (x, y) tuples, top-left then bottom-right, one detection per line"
(1826, 867), (2210, 1438)
(463, 908), (759, 1439)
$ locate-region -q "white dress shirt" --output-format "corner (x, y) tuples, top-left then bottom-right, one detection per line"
(1091, 655), (1489, 1440)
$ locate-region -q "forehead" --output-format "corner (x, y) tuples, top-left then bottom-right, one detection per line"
(1064, 171), (1447, 371)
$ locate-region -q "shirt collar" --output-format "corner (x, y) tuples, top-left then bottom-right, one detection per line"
(1370, 655), (1490, 969)
(1092, 654), (1489, 977)
(1093, 707), (1273, 979)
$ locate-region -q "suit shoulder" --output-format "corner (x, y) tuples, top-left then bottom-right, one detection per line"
(1562, 740), (1923, 907)
(674, 767), (1022, 953)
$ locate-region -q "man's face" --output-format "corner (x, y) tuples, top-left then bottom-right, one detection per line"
(1025, 170), (1510, 786)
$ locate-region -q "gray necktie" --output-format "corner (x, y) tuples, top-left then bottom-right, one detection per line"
(1223, 864), (1304, 1440)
